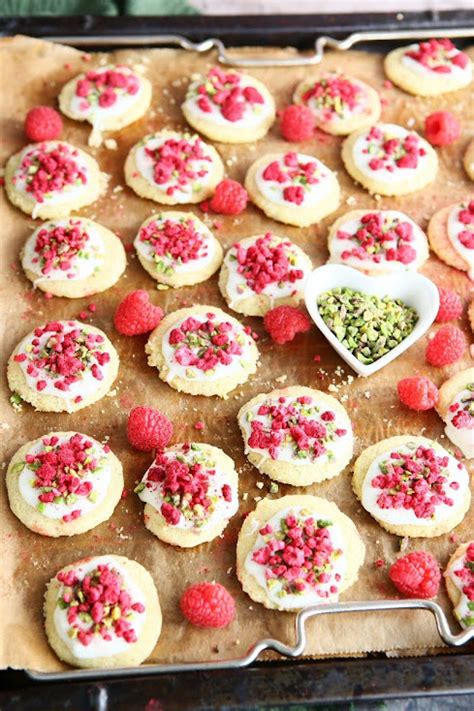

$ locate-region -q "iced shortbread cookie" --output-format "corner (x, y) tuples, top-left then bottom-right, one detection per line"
(21, 217), (126, 298)
(7, 431), (123, 537)
(136, 442), (238, 547)
(146, 305), (258, 398)
(218, 233), (312, 316)
(245, 151), (340, 227)
(327, 209), (429, 275)
(342, 123), (437, 197)
(134, 211), (223, 288)
(464, 139), (474, 181)
(5, 141), (107, 220)
(469, 298), (474, 333)
(384, 39), (472, 97)
(428, 200), (474, 280)
(7, 320), (119, 413)
(59, 65), (152, 146)
(124, 130), (223, 205)
(44, 555), (161, 668)
(436, 369), (474, 459)
(238, 386), (353, 486)
(353, 435), (471, 538)
(182, 66), (275, 144)
(444, 541), (474, 629)
(237, 495), (365, 611)
(293, 72), (381, 136)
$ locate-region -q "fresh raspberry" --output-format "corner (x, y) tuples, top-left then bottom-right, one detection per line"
(180, 582), (235, 628)
(397, 376), (439, 411)
(264, 305), (311, 345)
(127, 406), (173, 452)
(425, 325), (466, 366)
(24, 106), (63, 142)
(389, 551), (441, 599)
(114, 290), (163, 336)
(280, 104), (314, 142)
(209, 179), (248, 215)
(424, 111), (461, 146)
(435, 286), (463, 322)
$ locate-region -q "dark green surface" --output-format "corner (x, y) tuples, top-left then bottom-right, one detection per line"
(0, 0), (198, 15)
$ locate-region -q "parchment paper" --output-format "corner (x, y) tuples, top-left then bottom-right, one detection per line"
(0, 35), (473, 673)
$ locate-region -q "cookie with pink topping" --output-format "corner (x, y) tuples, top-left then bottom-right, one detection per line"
(385, 39), (472, 96)
(293, 72), (381, 136)
(238, 386), (353, 486)
(219, 233), (312, 316)
(342, 123), (437, 196)
(145, 305), (259, 398)
(125, 130), (224, 205)
(436, 368), (474, 460)
(136, 442), (238, 548)
(245, 151), (340, 227)
(134, 211), (223, 288)
(7, 320), (119, 413)
(59, 64), (152, 146)
(237, 495), (365, 611)
(464, 139), (474, 181)
(7, 431), (123, 537)
(44, 554), (161, 668)
(428, 200), (474, 280)
(21, 217), (126, 298)
(444, 541), (474, 629)
(4, 141), (107, 220)
(353, 435), (471, 538)
(182, 67), (275, 144)
(327, 209), (429, 275)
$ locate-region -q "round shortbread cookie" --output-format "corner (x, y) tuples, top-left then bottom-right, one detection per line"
(464, 139), (474, 181)
(293, 72), (381, 135)
(469, 298), (474, 333)
(384, 40), (472, 97)
(245, 151), (340, 227)
(136, 442), (238, 548)
(133, 210), (223, 288)
(427, 200), (474, 280)
(236, 495), (365, 611)
(237, 386), (353, 486)
(7, 319), (119, 413)
(352, 435), (471, 538)
(21, 217), (126, 298)
(436, 368), (474, 460)
(4, 141), (107, 220)
(145, 305), (259, 398)
(444, 541), (474, 629)
(327, 209), (429, 275)
(182, 66), (275, 144)
(59, 64), (152, 146)
(44, 554), (161, 668)
(341, 123), (437, 197)
(7, 431), (123, 537)
(124, 130), (224, 205)
(218, 233), (312, 317)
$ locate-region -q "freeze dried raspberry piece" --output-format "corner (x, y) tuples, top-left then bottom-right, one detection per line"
(425, 325), (466, 366)
(127, 406), (173, 452)
(389, 551), (441, 599)
(264, 305), (311, 345)
(397, 377), (439, 411)
(180, 582), (235, 628)
(114, 290), (163, 336)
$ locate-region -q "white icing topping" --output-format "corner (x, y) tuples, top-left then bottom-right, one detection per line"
(255, 153), (335, 208)
(244, 506), (346, 610)
(300, 76), (368, 122)
(401, 43), (472, 80)
(444, 388), (474, 459)
(447, 203), (474, 280)
(328, 210), (426, 273)
(22, 219), (105, 284)
(53, 556), (146, 659)
(361, 443), (469, 527)
(137, 444), (238, 531)
(223, 235), (311, 308)
(17, 434), (111, 519)
(446, 547), (474, 628)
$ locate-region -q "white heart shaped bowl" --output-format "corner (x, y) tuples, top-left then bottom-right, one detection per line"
(304, 264), (439, 377)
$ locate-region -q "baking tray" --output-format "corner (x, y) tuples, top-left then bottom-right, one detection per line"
(1, 11), (474, 707)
